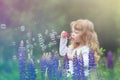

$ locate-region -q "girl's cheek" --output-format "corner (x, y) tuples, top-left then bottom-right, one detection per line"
(71, 33), (76, 38)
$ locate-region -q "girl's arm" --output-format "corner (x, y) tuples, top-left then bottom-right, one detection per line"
(59, 31), (73, 60)
(59, 37), (69, 56)
(59, 38), (73, 60)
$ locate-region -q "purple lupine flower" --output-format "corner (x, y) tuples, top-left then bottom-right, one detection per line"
(89, 50), (96, 70)
(72, 54), (79, 80)
(78, 53), (85, 80)
(118, 54), (120, 65)
(39, 55), (48, 80)
(72, 52), (85, 80)
(63, 54), (69, 70)
(52, 54), (60, 69)
(39, 53), (62, 80)
(47, 54), (60, 80)
(47, 58), (54, 80)
(62, 53), (69, 78)
(27, 57), (36, 80)
(107, 51), (114, 69)
(56, 67), (63, 80)
(18, 40), (27, 80)
(88, 50), (99, 80)
(53, 54), (61, 79)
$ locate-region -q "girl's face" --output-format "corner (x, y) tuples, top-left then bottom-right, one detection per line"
(71, 27), (81, 43)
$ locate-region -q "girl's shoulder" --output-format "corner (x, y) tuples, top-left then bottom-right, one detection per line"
(77, 45), (89, 51)
(81, 46), (89, 50)
(72, 46), (90, 55)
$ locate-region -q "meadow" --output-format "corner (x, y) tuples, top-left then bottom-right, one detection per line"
(0, 28), (120, 80)
(0, 0), (120, 80)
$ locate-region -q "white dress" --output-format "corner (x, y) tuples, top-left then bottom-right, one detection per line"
(59, 37), (89, 76)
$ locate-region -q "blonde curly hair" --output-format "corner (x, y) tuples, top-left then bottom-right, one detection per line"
(70, 19), (100, 62)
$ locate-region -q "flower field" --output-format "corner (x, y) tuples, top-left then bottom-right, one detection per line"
(1, 0), (120, 80)
(0, 31), (120, 80)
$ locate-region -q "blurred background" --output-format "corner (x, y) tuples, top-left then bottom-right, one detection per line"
(0, 0), (120, 80)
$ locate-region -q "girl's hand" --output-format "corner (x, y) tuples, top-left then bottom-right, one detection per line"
(60, 31), (69, 38)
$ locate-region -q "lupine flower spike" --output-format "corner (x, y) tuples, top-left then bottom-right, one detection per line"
(72, 51), (79, 80)
(78, 52), (85, 80)
(88, 50), (99, 80)
(107, 51), (114, 69)
(72, 51), (85, 80)
(27, 57), (36, 80)
(18, 40), (27, 80)
(47, 54), (60, 80)
(39, 54), (48, 80)
(89, 50), (96, 70)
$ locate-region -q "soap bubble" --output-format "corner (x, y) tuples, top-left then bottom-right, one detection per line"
(0, 24), (7, 29)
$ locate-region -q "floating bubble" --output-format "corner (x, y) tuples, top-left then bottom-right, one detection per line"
(0, 24), (7, 29)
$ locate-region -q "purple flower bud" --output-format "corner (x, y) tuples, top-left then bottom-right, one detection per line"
(89, 50), (96, 70)
(107, 51), (114, 69)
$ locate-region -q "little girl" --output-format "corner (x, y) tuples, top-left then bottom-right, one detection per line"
(59, 19), (100, 78)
